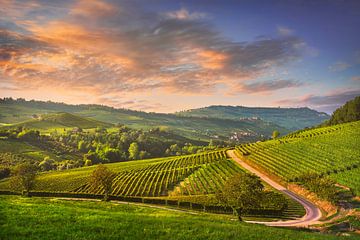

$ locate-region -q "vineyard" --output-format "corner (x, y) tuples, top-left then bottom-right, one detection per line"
(0, 148), (306, 220)
(74, 150), (228, 197)
(235, 121), (360, 194)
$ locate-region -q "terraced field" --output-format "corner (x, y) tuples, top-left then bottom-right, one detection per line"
(235, 121), (360, 194)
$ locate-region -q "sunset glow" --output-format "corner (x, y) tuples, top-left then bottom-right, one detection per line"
(1, 0), (359, 112)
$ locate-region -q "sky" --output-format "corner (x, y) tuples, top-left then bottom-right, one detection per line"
(0, 0), (359, 113)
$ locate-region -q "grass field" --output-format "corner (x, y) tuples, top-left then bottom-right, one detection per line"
(235, 121), (360, 194)
(0, 195), (357, 240)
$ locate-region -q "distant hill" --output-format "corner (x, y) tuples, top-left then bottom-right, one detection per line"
(177, 105), (329, 130)
(327, 96), (360, 125)
(0, 98), (288, 142)
(2, 112), (112, 131)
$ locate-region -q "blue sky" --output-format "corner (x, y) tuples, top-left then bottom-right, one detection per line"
(0, 0), (359, 113)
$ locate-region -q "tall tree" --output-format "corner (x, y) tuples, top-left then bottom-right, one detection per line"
(89, 165), (116, 201)
(216, 173), (264, 221)
(128, 142), (139, 160)
(10, 163), (37, 196)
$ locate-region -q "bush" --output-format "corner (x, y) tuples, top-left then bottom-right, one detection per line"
(0, 167), (11, 179)
(297, 172), (338, 203)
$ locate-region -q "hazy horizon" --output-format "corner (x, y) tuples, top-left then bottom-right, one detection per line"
(1, 0), (359, 113)
(1, 96), (333, 115)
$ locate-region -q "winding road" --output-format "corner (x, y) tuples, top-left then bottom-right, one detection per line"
(227, 150), (322, 227)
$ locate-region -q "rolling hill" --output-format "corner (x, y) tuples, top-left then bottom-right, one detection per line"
(0, 98), (289, 141)
(0, 149), (305, 221)
(177, 105), (329, 130)
(1, 112), (112, 132)
(235, 120), (360, 195)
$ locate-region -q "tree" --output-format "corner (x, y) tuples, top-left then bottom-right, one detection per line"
(89, 165), (116, 201)
(10, 163), (37, 196)
(139, 150), (149, 159)
(17, 130), (40, 141)
(0, 167), (10, 180)
(216, 173), (264, 221)
(328, 96), (360, 125)
(128, 142), (139, 160)
(272, 130), (280, 139)
(38, 157), (56, 171)
(78, 140), (87, 152)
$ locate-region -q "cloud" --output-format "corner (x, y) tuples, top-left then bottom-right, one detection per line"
(276, 89), (360, 113)
(352, 76), (360, 81)
(277, 26), (294, 36)
(0, 0), (310, 106)
(237, 79), (304, 93)
(328, 61), (351, 72)
(70, 0), (118, 18)
(164, 7), (207, 20)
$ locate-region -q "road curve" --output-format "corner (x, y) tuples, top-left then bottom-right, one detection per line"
(227, 150), (322, 227)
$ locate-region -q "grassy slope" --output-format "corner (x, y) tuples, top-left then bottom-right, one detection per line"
(2, 112), (112, 132)
(236, 121), (360, 193)
(0, 101), (288, 141)
(177, 105), (329, 130)
(0, 196), (357, 240)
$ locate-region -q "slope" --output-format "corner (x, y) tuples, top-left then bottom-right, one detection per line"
(2, 196), (356, 240)
(235, 120), (360, 194)
(1, 112), (112, 132)
(177, 105), (329, 130)
(0, 150), (305, 221)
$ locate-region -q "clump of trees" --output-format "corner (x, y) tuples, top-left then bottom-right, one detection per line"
(10, 163), (38, 196)
(328, 96), (360, 125)
(89, 165), (116, 201)
(0, 167), (11, 180)
(297, 172), (338, 203)
(0, 124), (223, 173)
(216, 173), (264, 221)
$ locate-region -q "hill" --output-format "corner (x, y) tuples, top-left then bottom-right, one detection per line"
(0, 98), (288, 142)
(0, 149), (305, 221)
(235, 120), (360, 195)
(177, 105), (329, 130)
(1, 112), (112, 132)
(327, 96), (360, 125)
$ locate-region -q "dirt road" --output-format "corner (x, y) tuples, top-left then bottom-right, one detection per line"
(227, 150), (322, 227)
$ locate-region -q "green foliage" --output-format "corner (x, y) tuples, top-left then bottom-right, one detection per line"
(328, 96), (360, 125)
(10, 163), (37, 195)
(298, 173), (338, 203)
(89, 165), (116, 201)
(38, 157), (56, 171)
(17, 129), (40, 141)
(272, 130), (280, 139)
(128, 142), (139, 160)
(216, 173), (264, 220)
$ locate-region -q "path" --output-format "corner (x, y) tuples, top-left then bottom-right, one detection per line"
(227, 150), (322, 227)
